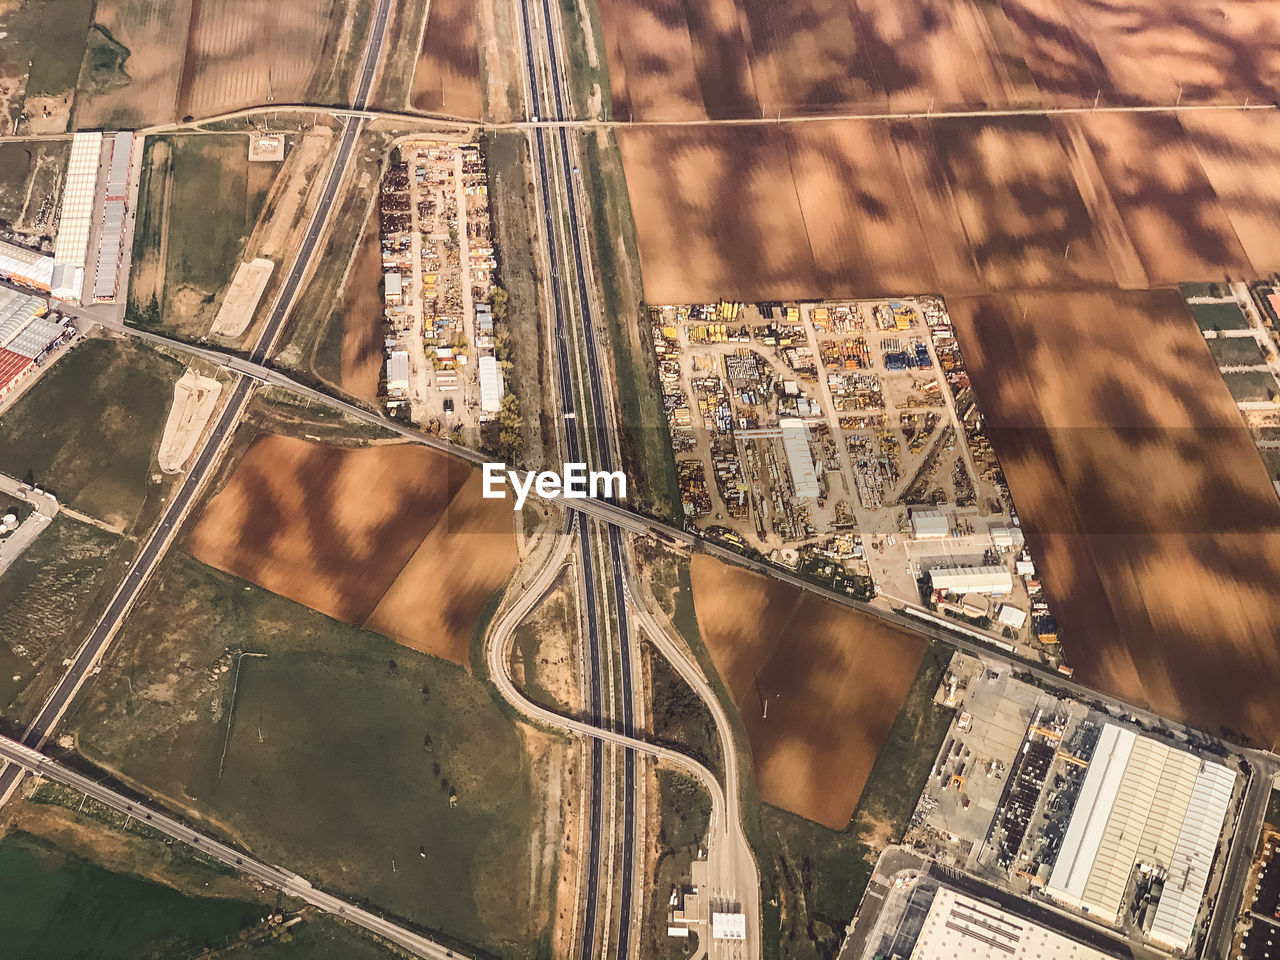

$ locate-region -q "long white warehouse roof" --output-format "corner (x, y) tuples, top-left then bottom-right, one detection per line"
(0, 239), (54, 290)
(910, 886), (1120, 959)
(478, 354), (504, 413)
(779, 417), (820, 498)
(1046, 724), (1235, 952)
(928, 564), (1014, 594)
(52, 131), (103, 302)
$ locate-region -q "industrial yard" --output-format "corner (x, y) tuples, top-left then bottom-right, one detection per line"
(654, 295), (1061, 658)
(375, 140), (505, 442)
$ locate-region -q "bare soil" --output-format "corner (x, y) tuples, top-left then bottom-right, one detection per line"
(689, 554), (925, 828)
(410, 0), (483, 118)
(339, 209), (383, 404)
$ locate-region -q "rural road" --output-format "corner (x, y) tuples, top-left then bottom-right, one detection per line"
(0, 0), (397, 807)
(0, 734), (469, 960)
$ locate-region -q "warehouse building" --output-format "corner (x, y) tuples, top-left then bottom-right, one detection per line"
(0, 239), (54, 291)
(1046, 724), (1235, 952)
(479, 354), (504, 414)
(0, 288), (63, 395)
(52, 131), (104, 302)
(779, 417), (820, 498)
(385, 350), (409, 393)
(928, 564), (1014, 595)
(92, 131), (133, 302)
(908, 886), (1119, 959)
(910, 506), (949, 538)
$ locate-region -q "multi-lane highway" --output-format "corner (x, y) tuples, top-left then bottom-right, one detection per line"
(0, 734), (468, 960)
(0, 0), (397, 807)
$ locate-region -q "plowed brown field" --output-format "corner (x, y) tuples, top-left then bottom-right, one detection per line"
(689, 556), (925, 828)
(618, 112), (1280, 304)
(597, 0), (1280, 120)
(340, 212), (383, 404)
(189, 436), (516, 667)
(409, 0), (482, 117)
(949, 291), (1280, 743)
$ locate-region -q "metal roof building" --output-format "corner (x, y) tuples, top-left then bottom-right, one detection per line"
(909, 886), (1118, 959)
(386, 350), (409, 392)
(93, 132), (133, 302)
(779, 418), (820, 498)
(0, 239), (54, 291)
(1045, 724), (1235, 952)
(52, 131), (104, 302)
(910, 506), (949, 538)
(478, 354), (504, 414)
(927, 564), (1014, 595)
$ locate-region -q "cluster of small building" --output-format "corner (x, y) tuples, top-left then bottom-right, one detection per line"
(379, 141), (503, 430)
(0, 287), (72, 398)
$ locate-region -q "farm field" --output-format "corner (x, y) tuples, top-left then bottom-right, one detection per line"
(0, 339), (181, 529)
(338, 211), (384, 403)
(0, 516), (125, 729)
(688, 554), (925, 829)
(1224, 370), (1280, 403)
(176, 0), (361, 118)
(595, 0), (1280, 121)
(616, 111), (1280, 304)
(127, 135), (275, 338)
(1191, 301), (1251, 332)
(409, 0), (482, 117)
(73, 0), (193, 128)
(949, 289), (1280, 745)
(68, 551), (551, 955)
(1208, 336), (1267, 368)
(188, 434), (517, 658)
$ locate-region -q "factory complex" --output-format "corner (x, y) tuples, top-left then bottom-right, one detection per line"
(50, 130), (135, 304)
(649, 295), (1064, 664)
(0, 287), (71, 397)
(1046, 725), (1236, 952)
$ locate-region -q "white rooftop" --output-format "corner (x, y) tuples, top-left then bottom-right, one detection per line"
(779, 417), (820, 498)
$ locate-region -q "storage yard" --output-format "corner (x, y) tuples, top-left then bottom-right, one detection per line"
(188, 434), (516, 662)
(689, 554), (927, 829)
(376, 140), (504, 441)
(655, 295), (1060, 656)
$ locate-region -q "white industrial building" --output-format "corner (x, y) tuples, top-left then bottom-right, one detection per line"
(998, 604), (1028, 629)
(779, 417), (820, 498)
(910, 506), (949, 538)
(52, 131), (104, 302)
(990, 523), (1025, 549)
(0, 288), (52, 350)
(0, 239), (54, 291)
(92, 131), (133, 302)
(928, 564), (1014, 595)
(385, 350), (409, 393)
(478, 354), (504, 414)
(1046, 724), (1235, 953)
(711, 911), (746, 941)
(909, 886), (1118, 959)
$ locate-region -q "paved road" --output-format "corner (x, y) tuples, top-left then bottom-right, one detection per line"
(0, 734), (468, 960)
(0, 0), (397, 806)
(1204, 759), (1277, 959)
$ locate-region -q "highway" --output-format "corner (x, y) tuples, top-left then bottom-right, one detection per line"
(0, 734), (469, 960)
(0, 0), (397, 808)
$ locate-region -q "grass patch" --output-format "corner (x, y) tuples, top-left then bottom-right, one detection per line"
(0, 830), (262, 959)
(1191, 301), (1249, 331)
(0, 0), (94, 97)
(1267, 789), (1280, 831)
(0, 140), (66, 225)
(77, 24), (131, 97)
(576, 130), (679, 520)
(1208, 336), (1267, 367)
(0, 339), (180, 527)
(645, 640), (724, 784)
(1224, 369), (1280, 402)
(70, 551), (544, 956)
(305, 0), (372, 107)
(0, 515), (124, 728)
(557, 0), (611, 119)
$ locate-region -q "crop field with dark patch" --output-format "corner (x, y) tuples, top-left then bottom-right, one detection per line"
(410, 0), (482, 117)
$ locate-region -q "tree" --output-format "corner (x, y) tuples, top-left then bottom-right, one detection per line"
(491, 286), (509, 320)
(497, 393), (524, 461)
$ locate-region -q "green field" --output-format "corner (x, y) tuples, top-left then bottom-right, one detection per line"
(646, 641), (724, 783)
(577, 130), (680, 520)
(76, 24), (131, 97)
(0, 515), (125, 728)
(0, 339), (180, 528)
(0, 0), (94, 99)
(1190, 301), (1250, 331)
(1208, 336), (1267, 368)
(558, 0), (611, 119)
(70, 551), (543, 956)
(0, 830), (262, 960)
(1224, 370), (1280, 402)
(128, 135), (274, 336)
